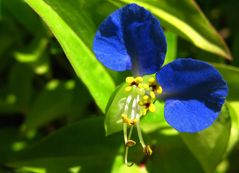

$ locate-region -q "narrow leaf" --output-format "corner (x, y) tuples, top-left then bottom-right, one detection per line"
(25, 0), (115, 112)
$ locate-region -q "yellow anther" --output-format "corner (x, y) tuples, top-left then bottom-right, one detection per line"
(138, 101), (144, 106)
(150, 91), (156, 99)
(138, 83), (143, 89)
(143, 95), (149, 100)
(125, 86), (132, 92)
(156, 86), (163, 94)
(143, 145), (153, 156)
(126, 140), (136, 147)
(149, 104), (156, 112)
(137, 88), (145, 95)
(143, 84), (149, 90)
(131, 118), (138, 125)
(121, 114), (137, 126)
(126, 77), (134, 84)
(121, 114), (130, 124)
(148, 77), (156, 84)
(140, 108), (147, 116)
(135, 76), (143, 83)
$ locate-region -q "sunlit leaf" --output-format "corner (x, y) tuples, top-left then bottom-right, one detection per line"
(25, 0), (115, 112)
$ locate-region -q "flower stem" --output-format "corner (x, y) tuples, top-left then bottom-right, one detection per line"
(136, 121), (146, 148)
(124, 126), (134, 167)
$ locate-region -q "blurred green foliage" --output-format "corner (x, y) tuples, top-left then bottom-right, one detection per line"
(0, 0), (238, 173)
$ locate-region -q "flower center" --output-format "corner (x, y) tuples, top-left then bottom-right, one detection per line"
(121, 76), (162, 166)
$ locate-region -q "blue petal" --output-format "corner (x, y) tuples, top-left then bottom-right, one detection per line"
(156, 58), (228, 132)
(93, 3), (166, 75)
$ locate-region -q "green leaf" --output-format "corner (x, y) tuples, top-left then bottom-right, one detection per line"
(3, 0), (44, 35)
(14, 37), (48, 63)
(25, 0), (115, 112)
(104, 83), (129, 136)
(181, 105), (231, 173)
(8, 63), (34, 113)
(23, 80), (75, 130)
(213, 63), (239, 101)
(0, 18), (20, 58)
(140, 101), (168, 134)
(9, 118), (121, 173)
(114, 0), (232, 60)
(226, 102), (239, 153)
(146, 132), (204, 173)
(164, 31), (177, 65)
(110, 151), (148, 173)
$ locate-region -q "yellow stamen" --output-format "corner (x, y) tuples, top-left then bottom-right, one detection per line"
(148, 77), (155, 84)
(121, 114), (137, 126)
(125, 86), (132, 92)
(126, 77), (134, 84)
(143, 145), (153, 156)
(150, 91), (156, 99)
(130, 119), (138, 125)
(138, 100), (143, 106)
(140, 108), (147, 116)
(126, 140), (136, 147)
(143, 95), (149, 100)
(156, 86), (163, 94)
(149, 104), (156, 112)
(135, 76), (143, 83)
(143, 83), (149, 90)
(137, 88), (145, 95)
(121, 114), (130, 124)
(138, 83), (143, 89)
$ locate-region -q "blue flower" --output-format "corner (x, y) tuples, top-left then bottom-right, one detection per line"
(93, 3), (228, 132)
(93, 3), (228, 164)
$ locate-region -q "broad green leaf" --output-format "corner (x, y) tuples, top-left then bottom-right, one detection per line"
(114, 0), (232, 60)
(23, 80), (75, 130)
(213, 63), (239, 101)
(9, 118), (121, 173)
(25, 0), (115, 112)
(181, 105), (231, 173)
